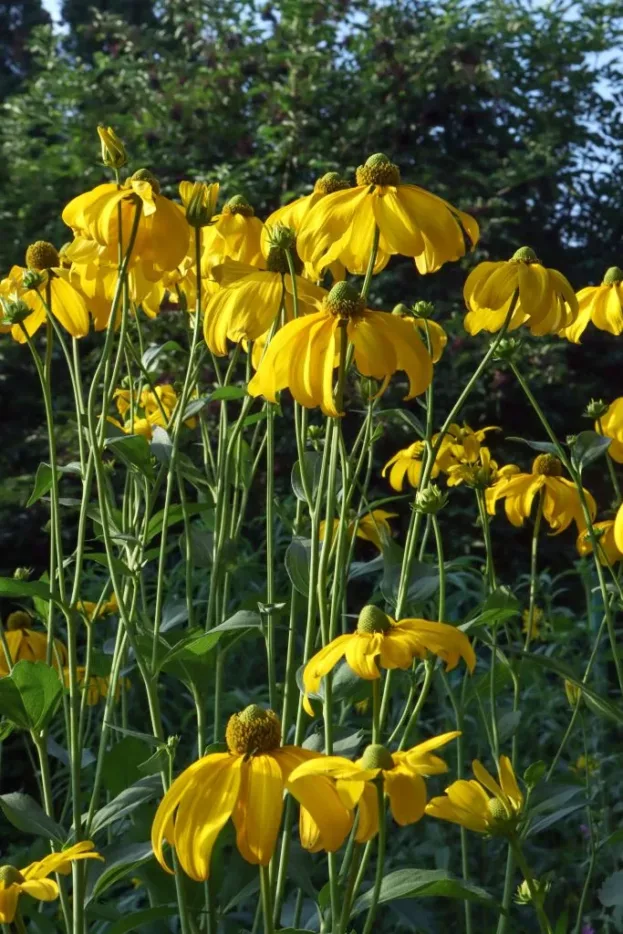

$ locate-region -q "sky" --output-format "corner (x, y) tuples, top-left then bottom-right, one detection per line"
(42, 0), (62, 23)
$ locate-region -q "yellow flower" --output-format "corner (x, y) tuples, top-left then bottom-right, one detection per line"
(296, 153), (478, 276)
(179, 180), (219, 228)
(447, 447), (519, 489)
(151, 705), (353, 880)
(62, 667), (126, 705)
(613, 503), (623, 554)
(595, 397), (623, 463)
(486, 454), (596, 534)
(571, 754), (599, 775)
(0, 843), (102, 923)
(75, 593), (119, 621)
(0, 612), (67, 676)
(62, 169), (190, 281)
(302, 605), (475, 716)
(1, 241), (90, 343)
(560, 266), (623, 343)
(109, 383), (194, 440)
(522, 606), (544, 640)
(289, 733), (460, 844)
(382, 440), (440, 491)
(203, 234), (317, 355)
(391, 305), (448, 363)
(577, 520), (623, 566)
(434, 423), (499, 470)
(319, 509), (397, 551)
(425, 755), (523, 834)
(247, 281), (433, 417)
(463, 247), (578, 336)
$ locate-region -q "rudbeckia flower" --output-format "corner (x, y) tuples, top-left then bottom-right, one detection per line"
(560, 266), (623, 343)
(201, 195), (264, 270)
(446, 447), (519, 489)
(152, 705), (353, 879)
(319, 508), (397, 551)
(0, 612), (67, 676)
(464, 247), (578, 336)
(62, 169), (190, 281)
(521, 606), (545, 640)
(75, 593), (119, 622)
(615, 503), (623, 554)
(391, 303), (448, 363)
(203, 228), (317, 355)
(382, 440), (440, 491)
(595, 397), (623, 463)
(486, 453), (596, 534)
(289, 733), (460, 844)
(434, 423), (499, 469)
(108, 384), (195, 440)
(62, 667), (125, 705)
(247, 281), (433, 417)
(426, 755), (523, 835)
(302, 605), (475, 715)
(297, 153), (478, 276)
(0, 843), (102, 923)
(577, 520), (623, 566)
(1, 242), (90, 343)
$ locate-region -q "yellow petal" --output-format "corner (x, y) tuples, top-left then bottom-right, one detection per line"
(288, 773), (353, 852)
(384, 769), (427, 825)
(232, 754), (284, 866)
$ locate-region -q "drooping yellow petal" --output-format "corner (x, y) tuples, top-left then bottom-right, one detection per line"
(232, 754), (285, 866)
(301, 633), (352, 714)
(344, 631), (383, 680)
(384, 769), (427, 825)
(0, 886), (20, 924)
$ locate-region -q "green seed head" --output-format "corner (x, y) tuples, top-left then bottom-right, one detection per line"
(356, 154), (400, 187)
(356, 605), (391, 634)
(360, 743), (395, 771)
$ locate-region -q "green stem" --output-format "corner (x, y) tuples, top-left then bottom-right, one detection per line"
(510, 837), (553, 934)
(398, 659), (434, 750)
(597, 418), (622, 506)
(260, 865), (275, 934)
(265, 400), (277, 710)
(361, 783), (387, 934)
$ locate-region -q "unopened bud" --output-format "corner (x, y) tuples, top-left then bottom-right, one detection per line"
(97, 125), (127, 170)
(492, 337), (522, 362)
(415, 484), (448, 515)
(267, 224), (297, 251)
(357, 376), (379, 402)
(1, 294), (31, 325)
(585, 398), (608, 419)
(564, 679), (582, 708)
(13, 567), (33, 581)
(412, 300), (435, 319)
(182, 180), (219, 227)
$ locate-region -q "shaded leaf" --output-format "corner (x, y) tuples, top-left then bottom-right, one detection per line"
(0, 792), (64, 842)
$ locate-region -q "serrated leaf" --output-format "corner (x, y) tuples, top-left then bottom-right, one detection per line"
(0, 792), (64, 842)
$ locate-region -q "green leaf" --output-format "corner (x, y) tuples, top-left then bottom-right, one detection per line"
(210, 385), (247, 401)
(103, 906), (177, 934)
(90, 776), (161, 835)
(141, 341), (184, 372)
(26, 463), (58, 507)
(182, 396), (210, 419)
(179, 525), (213, 567)
(0, 661), (63, 731)
(526, 803), (586, 837)
(86, 841), (153, 903)
(570, 430), (611, 470)
(101, 736), (154, 797)
(137, 746), (170, 776)
(212, 610), (263, 632)
(291, 452), (341, 502)
(158, 629), (221, 672)
(352, 869), (498, 916)
(0, 577), (53, 602)
(0, 792), (65, 842)
(599, 871), (623, 907)
(105, 434), (154, 480)
(285, 537), (312, 596)
(146, 502), (213, 543)
(520, 653), (623, 725)
(507, 437), (558, 454)
(150, 426), (172, 465)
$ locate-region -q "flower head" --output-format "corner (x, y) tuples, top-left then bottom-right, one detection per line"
(0, 843), (102, 923)
(391, 304), (448, 363)
(75, 593), (119, 622)
(426, 755), (523, 835)
(62, 169), (190, 281)
(435, 423), (499, 470)
(595, 397), (623, 463)
(382, 440), (439, 491)
(464, 247), (578, 336)
(320, 509), (397, 552)
(1, 242), (90, 343)
(446, 447), (519, 490)
(0, 613), (67, 676)
(560, 266), (623, 343)
(522, 606), (545, 641)
(151, 705), (353, 880)
(302, 605), (475, 715)
(289, 732), (460, 843)
(577, 520), (623, 566)
(247, 280), (433, 417)
(62, 667), (126, 706)
(297, 153), (478, 276)
(486, 454), (596, 534)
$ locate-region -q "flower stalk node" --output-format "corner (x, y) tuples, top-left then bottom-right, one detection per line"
(97, 125), (127, 169)
(225, 705), (281, 756)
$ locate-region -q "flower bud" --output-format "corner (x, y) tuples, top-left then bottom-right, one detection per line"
(412, 300), (436, 319)
(564, 679), (582, 708)
(1, 294), (31, 325)
(181, 181), (219, 228)
(97, 125), (127, 170)
(585, 398), (608, 419)
(13, 567), (33, 581)
(415, 484), (448, 515)
(492, 337), (522, 362)
(267, 224), (297, 251)
(357, 376), (380, 402)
